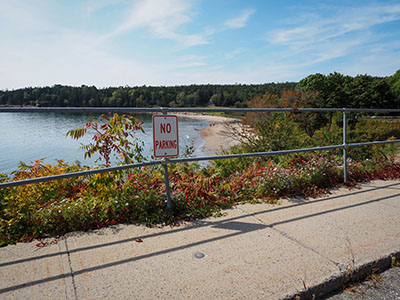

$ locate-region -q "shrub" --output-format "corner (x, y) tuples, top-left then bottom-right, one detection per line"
(1, 113), (399, 247)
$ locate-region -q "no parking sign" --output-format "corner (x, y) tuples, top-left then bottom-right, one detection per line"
(152, 115), (179, 158)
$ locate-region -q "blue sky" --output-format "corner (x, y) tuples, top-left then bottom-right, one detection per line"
(1, 0), (400, 89)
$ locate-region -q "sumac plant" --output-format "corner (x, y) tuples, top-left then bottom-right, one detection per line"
(66, 113), (145, 167)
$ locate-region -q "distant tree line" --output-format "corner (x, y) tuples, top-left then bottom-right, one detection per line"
(0, 83), (296, 108)
(0, 70), (399, 109)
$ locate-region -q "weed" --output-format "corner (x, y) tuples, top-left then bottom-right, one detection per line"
(344, 236), (356, 282)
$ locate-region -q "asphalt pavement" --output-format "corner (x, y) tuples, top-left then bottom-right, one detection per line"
(1, 180), (400, 299)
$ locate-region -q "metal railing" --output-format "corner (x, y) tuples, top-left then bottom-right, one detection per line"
(1, 106), (400, 208)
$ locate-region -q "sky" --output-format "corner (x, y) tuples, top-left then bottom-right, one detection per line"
(1, 0), (400, 90)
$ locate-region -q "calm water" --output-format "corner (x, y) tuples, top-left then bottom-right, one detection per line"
(0, 112), (209, 174)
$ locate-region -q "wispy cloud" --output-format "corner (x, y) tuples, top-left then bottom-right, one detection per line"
(1, 1), (399, 89)
(105, 0), (209, 47)
(174, 54), (207, 68)
(223, 9), (255, 29)
(86, 0), (125, 14)
(0, 1), (50, 33)
(267, 3), (400, 67)
(224, 48), (247, 59)
(270, 4), (400, 48)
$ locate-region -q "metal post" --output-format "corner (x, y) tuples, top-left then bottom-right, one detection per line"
(343, 108), (348, 183)
(161, 159), (173, 209)
(159, 108), (173, 208)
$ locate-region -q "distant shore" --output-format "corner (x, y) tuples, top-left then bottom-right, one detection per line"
(175, 112), (241, 154)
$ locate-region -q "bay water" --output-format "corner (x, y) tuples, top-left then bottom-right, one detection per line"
(0, 112), (209, 174)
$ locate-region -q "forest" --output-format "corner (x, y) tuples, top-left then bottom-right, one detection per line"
(0, 70), (399, 109)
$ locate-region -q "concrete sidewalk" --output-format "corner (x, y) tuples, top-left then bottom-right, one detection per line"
(1, 180), (400, 300)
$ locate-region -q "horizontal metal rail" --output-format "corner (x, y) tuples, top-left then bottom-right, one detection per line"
(1, 106), (400, 208)
(346, 139), (400, 148)
(1, 140), (400, 189)
(1, 106), (400, 113)
(0, 161), (159, 188)
(0, 145), (342, 188)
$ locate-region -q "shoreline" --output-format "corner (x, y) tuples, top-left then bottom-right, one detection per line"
(174, 112), (238, 123)
(175, 112), (241, 154)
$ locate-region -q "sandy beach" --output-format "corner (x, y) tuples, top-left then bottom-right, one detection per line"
(175, 112), (242, 154)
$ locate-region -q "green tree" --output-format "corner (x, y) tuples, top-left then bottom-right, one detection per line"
(386, 69), (400, 101)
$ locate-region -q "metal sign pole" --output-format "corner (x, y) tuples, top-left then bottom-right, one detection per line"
(161, 159), (173, 209)
(159, 108), (173, 209)
(343, 108), (348, 183)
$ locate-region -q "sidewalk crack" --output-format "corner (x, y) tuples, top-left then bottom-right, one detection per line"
(64, 238), (78, 300)
(236, 206), (341, 267)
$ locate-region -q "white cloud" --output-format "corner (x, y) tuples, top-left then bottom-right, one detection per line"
(0, 0), (214, 89)
(174, 55), (207, 68)
(0, 0), (50, 33)
(267, 3), (400, 68)
(223, 9), (255, 29)
(111, 0), (190, 35)
(0, 34), (172, 89)
(1, 1), (398, 89)
(86, 0), (125, 14)
(105, 0), (209, 47)
(224, 48), (246, 59)
(269, 4), (400, 48)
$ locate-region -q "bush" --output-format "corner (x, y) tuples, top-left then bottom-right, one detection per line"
(1, 113), (400, 247)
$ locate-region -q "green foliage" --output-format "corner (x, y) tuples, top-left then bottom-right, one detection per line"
(0, 160), (86, 244)
(241, 93), (305, 153)
(0, 82), (297, 108)
(1, 70), (399, 111)
(296, 72), (397, 110)
(387, 69), (400, 100)
(66, 113), (145, 166)
(1, 111), (400, 247)
(1, 150), (400, 246)
(213, 145), (257, 177)
(346, 119), (400, 161)
(297, 71), (399, 128)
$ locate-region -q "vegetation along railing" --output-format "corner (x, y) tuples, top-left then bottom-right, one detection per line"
(1, 106), (400, 208)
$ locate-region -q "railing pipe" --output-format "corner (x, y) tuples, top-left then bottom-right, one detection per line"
(347, 139), (400, 147)
(1, 140), (400, 189)
(1, 106), (400, 209)
(0, 145), (344, 188)
(1, 107), (400, 113)
(0, 161), (159, 188)
(168, 145), (344, 164)
(343, 109), (348, 183)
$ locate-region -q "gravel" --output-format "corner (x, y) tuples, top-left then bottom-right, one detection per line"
(325, 266), (400, 300)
